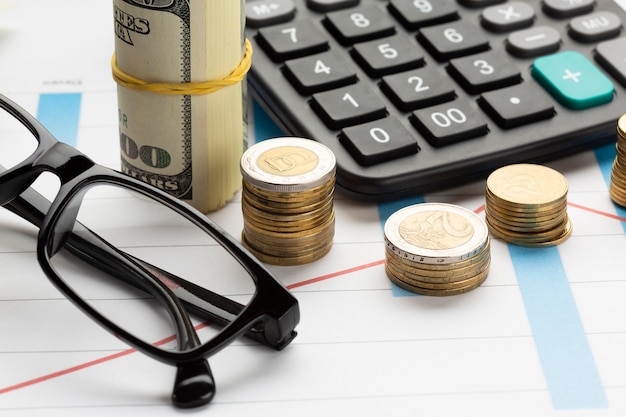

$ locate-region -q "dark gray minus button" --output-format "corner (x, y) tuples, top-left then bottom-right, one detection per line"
(246, 0), (296, 28)
(569, 11), (622, 43)
(506, 26), (561, 58)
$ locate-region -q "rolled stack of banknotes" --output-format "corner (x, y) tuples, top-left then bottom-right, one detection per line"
(112, 0), (248, 212)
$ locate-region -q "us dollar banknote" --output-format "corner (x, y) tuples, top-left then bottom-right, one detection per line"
(113, 0), (247, 212)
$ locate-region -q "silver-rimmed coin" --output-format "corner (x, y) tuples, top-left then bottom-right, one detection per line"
(240, 137), (336, 193)
(384, 203), (489, 265)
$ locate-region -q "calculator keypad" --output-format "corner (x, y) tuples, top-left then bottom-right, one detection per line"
(246, 0), (626, 199)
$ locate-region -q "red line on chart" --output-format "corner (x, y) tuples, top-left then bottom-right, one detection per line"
(286, 259), (385, 290)
(568, 201), (626, 222)
(0, 261), (385, 395)
(0, 323), (210, 396)
(1, 199), (624, 396)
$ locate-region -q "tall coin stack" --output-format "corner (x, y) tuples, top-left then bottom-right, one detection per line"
(485, 164), (572, 247)
(384, 203), (491, 296)
(240, 137), (336, 265)
(610, 114), (626, 206)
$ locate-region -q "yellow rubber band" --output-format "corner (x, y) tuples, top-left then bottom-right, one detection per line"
(111, 38), (253, 95)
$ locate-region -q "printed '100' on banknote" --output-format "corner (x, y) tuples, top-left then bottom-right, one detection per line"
(113, 0), (247, 212)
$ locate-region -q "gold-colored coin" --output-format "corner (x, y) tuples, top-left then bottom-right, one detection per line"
(385, 251), (490, 283)
(485, 163), (571, 247)
(484, 207), (567, 233)
(386, 258), (490, 289)
(242, 192), (334, 220)
(485, 190), (567, 215)
(243, 230), (334, 257)
(243, 179), (335, 203)
(487, 216), (572, 247)
(386, 264), (489, 296)
(486, 164), (568, 208)
(243, 232), (333, 266)
(242, 199), (333, 226)
(242, 185), (334, 213)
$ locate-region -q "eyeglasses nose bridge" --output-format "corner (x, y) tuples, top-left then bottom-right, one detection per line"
(33, 141), (96, 183)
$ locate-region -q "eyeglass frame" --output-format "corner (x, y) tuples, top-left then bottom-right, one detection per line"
(0, 93), (300, 408)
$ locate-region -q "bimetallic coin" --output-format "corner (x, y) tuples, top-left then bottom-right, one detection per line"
(384, 203), (490, 296)
(385, 237), (491, 272)
(384, 203), (489, 265)
(241, 137), (336, 193)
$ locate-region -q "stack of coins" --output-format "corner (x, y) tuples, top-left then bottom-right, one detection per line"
(610, 114), (626, 206)
(240, 137), (336, 265)
(485, 163), (572, 247)
(384, 203), (490, 296)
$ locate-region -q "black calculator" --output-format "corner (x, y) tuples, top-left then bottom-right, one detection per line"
(245, 0), (626, 200)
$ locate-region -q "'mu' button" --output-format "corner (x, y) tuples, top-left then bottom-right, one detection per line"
(531, 51), (614, 110)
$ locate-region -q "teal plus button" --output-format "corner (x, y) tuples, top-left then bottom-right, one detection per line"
(531, 51), (614, 110)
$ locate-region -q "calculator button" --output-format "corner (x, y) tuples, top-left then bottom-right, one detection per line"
(380, 66), (456, 111)
(458, 0), (506, 7)
(339, 117), (419, 165)
(418, 19), (490, 62)
(447, 50), (521, 94)
(388, 0), (459, 30)
(531, 51), (614, 110)
(257, 20), (329, 62)
(310, 83), (387, 129)
(543, 0), (595, 18)
(410, 100), (489, 147)
(596, 37), (626, 87)
(478, 83), (555, 128)
(506, 26), (561, 58)
(480, 2), (535, 33)
(246, 0), (296, 28)
(306, 0), (359, 12)
(351, 35), (425, 78)
(568, 11), (622, 43)
(283, 50), (358, 94)
(323, 4), (396, 45)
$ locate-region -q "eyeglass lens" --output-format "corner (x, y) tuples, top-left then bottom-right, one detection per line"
(47, 184), (257, 350)
(0, 104), (39, 171)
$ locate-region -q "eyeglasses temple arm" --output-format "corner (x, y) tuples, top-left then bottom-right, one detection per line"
(4, 188), (279, 348)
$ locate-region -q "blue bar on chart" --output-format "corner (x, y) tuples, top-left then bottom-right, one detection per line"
(36, 93), (82, 147)
(508, 244), (607, 410)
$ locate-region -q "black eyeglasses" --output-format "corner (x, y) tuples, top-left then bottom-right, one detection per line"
(0, 93), (299, 408)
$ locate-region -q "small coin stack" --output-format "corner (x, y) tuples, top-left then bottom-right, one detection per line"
(240, 137), (336, 265)
(610, 114), (626, 206)
(485, 163), (572, 247)
(384, 203), (490, 296)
